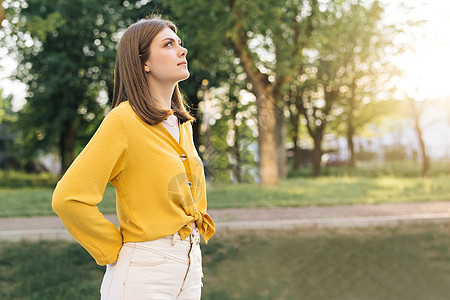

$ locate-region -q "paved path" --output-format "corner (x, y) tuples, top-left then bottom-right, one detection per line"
(1, 201), (450, 241)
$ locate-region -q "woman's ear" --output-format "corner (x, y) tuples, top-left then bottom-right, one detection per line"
(141, 54), (150, 72)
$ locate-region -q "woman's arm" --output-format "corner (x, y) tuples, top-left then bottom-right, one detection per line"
(52, 109), (128, 265)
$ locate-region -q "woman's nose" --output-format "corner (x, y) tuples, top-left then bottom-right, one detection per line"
(180, 47), (188, 57)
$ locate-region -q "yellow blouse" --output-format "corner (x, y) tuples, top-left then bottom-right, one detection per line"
(52, 100), (215, 266)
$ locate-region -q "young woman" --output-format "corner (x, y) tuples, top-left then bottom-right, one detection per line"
(52, 15), (215, 299)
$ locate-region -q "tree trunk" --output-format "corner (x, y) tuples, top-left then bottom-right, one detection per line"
(231, 33), (279, 185)
(346, 86), (356, 168)
(60, 121), (76, 175)
(410, 99), (430, 178)
(256, 93), (279, 185)
(192, 112), (201, 153)
(291, 112), (301, 170)
(233, 121), (242, 183)
(312, 135), (322, 177)
(347, 105), (355, 168)
(203, 88), (212, 181)
(346, 131), (355, 167)
(420, 138), (430, 178)
(275, 102), (287, 179)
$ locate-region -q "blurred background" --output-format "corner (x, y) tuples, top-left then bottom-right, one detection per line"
(0, 0), (449, 299)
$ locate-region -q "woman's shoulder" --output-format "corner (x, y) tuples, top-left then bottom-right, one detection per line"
(107, 101), (135, 121)
(111, 100), (132, 114)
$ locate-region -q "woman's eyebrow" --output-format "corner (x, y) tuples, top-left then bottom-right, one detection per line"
(161, 37), (182, 43)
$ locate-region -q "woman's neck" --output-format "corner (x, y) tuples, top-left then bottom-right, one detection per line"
(149, 80), (176, 110)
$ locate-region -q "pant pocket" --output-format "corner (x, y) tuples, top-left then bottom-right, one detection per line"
(101, 246), (134, 300)
(128, 246), (170, 267)
(123, 246), (187, 299)
(100, 262), (117, 298)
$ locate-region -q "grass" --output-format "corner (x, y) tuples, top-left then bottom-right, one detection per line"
(0, 240), (102, 299)
(207, 175), (450, 208)
(1, 175), (449, 217)
(1, 223), (450, 299)
(0, 185), (117, 217)
(288, 160), (450, 178)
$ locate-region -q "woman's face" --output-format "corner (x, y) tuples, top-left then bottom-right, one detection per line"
(145, 27), (189, 84)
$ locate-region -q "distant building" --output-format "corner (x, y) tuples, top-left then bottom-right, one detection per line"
(321, 97), (450, 163)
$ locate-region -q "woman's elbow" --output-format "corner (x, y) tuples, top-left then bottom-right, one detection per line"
(52, 182), (67, 215)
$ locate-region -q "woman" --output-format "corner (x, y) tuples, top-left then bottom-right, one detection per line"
(52, 15), (215, 299)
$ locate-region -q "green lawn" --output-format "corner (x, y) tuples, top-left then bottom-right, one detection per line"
(1, 223), (450, 299)
(0, 175), (449, 217)
(207, 175), (450, 208)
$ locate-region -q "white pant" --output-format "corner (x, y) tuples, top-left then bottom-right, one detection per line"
(100, 229), (203, 300)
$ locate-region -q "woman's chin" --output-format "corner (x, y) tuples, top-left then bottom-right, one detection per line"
(178, 71), (190, 82)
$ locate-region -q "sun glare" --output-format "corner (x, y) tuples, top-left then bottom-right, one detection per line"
(385, 0), (450, 101)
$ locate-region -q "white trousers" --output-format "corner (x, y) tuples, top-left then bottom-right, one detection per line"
(100, 229), (203, 300)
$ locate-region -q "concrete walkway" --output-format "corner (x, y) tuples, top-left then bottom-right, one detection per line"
(1, 201), (450, 241)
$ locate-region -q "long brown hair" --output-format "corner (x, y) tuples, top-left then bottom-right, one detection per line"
(111, 15), (195, 125)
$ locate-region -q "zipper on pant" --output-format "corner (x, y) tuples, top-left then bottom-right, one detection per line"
(178, 236), (193, 295)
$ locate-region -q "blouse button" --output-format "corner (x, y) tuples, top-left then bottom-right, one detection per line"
(180, 154), (187, 161)
(188, 181), (192, 187)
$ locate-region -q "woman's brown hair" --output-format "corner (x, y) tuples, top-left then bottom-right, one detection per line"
(111, 15), (195, 124)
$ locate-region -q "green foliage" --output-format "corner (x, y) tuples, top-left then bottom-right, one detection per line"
(161, 0), (264, 182)
(0, 90), (23, 170)
(355, 150), (377, 161)
(0, 169), (58, 188)
(2, 0), (127, 168)
(24, 11), (66, 41)
(384, 146), (408, 161)
(0, 90), (16, 124)
(297, 0), (389, 145)
(199, 80), (258, 183)
(0, 0), (437, 182)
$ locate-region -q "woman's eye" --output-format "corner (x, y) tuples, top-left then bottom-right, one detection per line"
(165, 41), (184, 47)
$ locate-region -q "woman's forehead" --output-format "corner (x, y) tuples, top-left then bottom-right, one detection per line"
(156, 27), (180, 43)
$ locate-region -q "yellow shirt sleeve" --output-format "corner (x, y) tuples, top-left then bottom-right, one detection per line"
(52, 109), (127, 265)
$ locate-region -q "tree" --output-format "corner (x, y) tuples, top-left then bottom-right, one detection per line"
(165, 0), (326, 185)
(385, 2), (433, 178)
(198, 74), (258, 183)
(3, 0), (125, 173)
(407, 97), (429, 177)
(294, 0), (386, 176)
(336, 1), (399, 167)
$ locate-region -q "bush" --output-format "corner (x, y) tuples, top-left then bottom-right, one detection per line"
(384, 147), (408, 161)
(355, 151), (377, 161)
(0, 170), (58, 188)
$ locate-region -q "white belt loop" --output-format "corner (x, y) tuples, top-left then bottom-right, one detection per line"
(170, 233), (177, 246)
(191, 228), (200, 245)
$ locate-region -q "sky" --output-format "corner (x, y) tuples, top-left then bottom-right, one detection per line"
(1, 0), (450, 110)
(381, 0), (450, 101)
